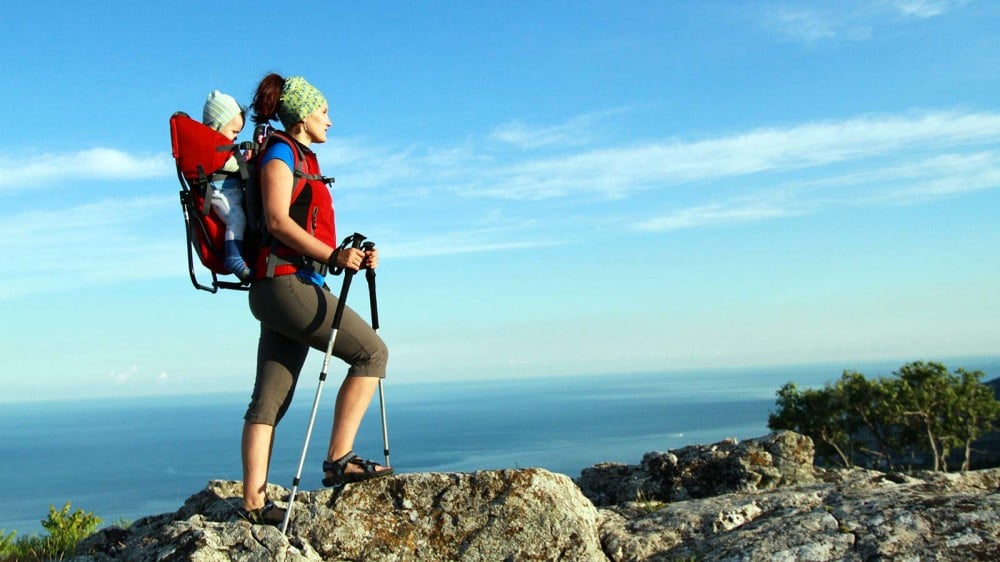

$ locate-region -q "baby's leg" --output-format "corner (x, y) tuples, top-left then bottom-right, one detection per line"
(210, 180), (251, 280)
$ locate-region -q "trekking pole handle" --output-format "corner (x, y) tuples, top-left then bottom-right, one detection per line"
(349, 232), (366, 250)
(330, 233), (366, 329)
(362, 241), (379, 331)
(329, 232), (366, 276)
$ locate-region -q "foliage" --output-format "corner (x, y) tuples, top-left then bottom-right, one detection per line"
(634, 489), (667, 514)
(768, 361), (1000, 472)
(0, 502), (101, 562)
(769, 382), (852, 467)
(0, 531), (15, 557)
(835, 370), (903, 470)
(949, 368), (1000, 470)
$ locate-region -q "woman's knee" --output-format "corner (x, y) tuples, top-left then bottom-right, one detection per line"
(348, 336), (388, 379)
(244, 402), (280, 426)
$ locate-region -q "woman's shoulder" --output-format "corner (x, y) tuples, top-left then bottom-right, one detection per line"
(261, 138), (295, 167)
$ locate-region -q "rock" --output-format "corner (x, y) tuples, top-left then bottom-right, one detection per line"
(71, 431), (1000, 561)
(288, 469), (604, 561)
(577, 430), (817, 506)
(72, 468), (605, 562)
(598, 466), (1000, 561)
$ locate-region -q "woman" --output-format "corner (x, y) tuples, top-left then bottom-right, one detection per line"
(239, 73), (391, 525)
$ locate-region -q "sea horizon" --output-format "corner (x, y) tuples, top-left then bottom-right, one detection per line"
(3, 356), (997, 537)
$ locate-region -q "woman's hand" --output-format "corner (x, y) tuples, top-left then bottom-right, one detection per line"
(363, 247), (379, 270)
(335, 248), (365, 271)
(334, 247), (378, 271)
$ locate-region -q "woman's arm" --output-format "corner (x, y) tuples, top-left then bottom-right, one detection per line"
(260, 158), (370, 270)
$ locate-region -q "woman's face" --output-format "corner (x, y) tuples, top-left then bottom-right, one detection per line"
(303, 104), (332, 143)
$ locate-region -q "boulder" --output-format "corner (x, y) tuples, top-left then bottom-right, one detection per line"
(576, 430), (816, 506)
(73, 469), (606, 562)
(71, 431), (1000, 561)
(598, 467), (1000, 561)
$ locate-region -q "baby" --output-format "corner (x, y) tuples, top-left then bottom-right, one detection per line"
(202, 90), (251, 281)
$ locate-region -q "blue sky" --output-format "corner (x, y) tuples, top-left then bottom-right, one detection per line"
(1, 1), (998, 402)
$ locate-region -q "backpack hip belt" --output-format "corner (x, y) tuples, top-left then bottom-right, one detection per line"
(265, 252), (329, 278)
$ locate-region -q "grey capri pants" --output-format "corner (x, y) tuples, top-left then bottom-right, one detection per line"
(244, 273), (388, 426)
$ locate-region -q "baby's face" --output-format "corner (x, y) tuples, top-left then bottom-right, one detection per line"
(219, 114), (245, 141)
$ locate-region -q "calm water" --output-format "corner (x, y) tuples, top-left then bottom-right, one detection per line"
(2, 359), (997, 536)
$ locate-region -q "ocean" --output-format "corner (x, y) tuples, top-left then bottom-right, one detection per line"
(3, 358), (997, 536)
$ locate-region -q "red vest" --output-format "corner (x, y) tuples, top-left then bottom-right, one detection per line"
(253, 132), (336, 279)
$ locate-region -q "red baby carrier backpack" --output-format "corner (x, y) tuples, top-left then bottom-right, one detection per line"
(169, 111), (254, 292)
(169, 111), (336, 292)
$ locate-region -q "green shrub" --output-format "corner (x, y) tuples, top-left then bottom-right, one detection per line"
(0, 530), (16, 556)
(0, 502), (101, 561)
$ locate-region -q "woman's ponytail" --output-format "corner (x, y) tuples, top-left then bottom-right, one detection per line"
(251, 73), (285, 125)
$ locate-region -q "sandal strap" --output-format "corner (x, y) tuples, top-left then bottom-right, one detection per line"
(347, 456), (380, 474)
(323, 451), (357, 473)
(322, 451), (381, 475)
(239, 500), (282, 525)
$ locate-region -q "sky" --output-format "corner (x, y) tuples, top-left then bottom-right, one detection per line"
(1, 0), (998, 403)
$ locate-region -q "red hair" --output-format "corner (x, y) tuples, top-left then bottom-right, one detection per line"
(251, 73), (286, 125)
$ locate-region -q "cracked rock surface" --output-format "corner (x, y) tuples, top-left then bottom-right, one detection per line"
(71, 431), (1000, 561)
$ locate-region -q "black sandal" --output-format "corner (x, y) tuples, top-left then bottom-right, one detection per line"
(322, 451), (394, 487)
(237, 500), (285, 526)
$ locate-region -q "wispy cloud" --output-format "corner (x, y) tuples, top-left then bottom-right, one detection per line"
(856, 150), (1000, 203)
(635, 202), (803, 232)
(755, 1), (968, 45)
(491, 114), (596, 150)
(3, 107), (998, 297)
(0, 196), (180, 300)
(760, 7), (841, 43)
(456, 111), (1000, 201)
(488, 108), (634, 150)
(109, 365), (171, 387)
(886, 0), (967, 19)
(320, 109), (1000, 241)
(0, 148), (172, 192)
(0, 195), (171, 236)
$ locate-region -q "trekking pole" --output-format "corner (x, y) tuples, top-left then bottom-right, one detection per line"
(281, 233), (366, 535)
(362, 241), (390, 469)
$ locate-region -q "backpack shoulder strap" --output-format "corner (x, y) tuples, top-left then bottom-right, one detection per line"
(255, 130), (334, 278)
(265, 130), (334, 190)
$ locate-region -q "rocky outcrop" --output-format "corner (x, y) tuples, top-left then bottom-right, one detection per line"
(596, 467), (1000, 561)
(73, 469), (605, 562)
(71, 431), (1000, 561)
(577, 430), (816, 506)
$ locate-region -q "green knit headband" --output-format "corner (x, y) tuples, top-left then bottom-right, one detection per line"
(278, 76), (327, 129)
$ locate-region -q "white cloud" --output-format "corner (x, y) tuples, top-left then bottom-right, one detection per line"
(289, 109), (1000, 207)
(756, 1), (969, 45)
(110, 365), (138, 385)
(2, 107), (998, 297)
(0, 196), (181, 300)
(874, 151), (1000, 202)
(489, 108), (630, 150)
(490, 117), (592, 150)
(0, 148), (173, 192)
(636, 203), (802, 232)
(461, 111), (1000, 201)
(107, 366), (172, 387)
(0, 195), (171, 236)
(761, 7), (839, 43)
(886, 0), (965, 19)
(632, 148), (1000, 233)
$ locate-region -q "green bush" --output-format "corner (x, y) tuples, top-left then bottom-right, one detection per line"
(0, 502), (101, 562)
(769, 361), (1000, 472)
(0, 530), (16, 557)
